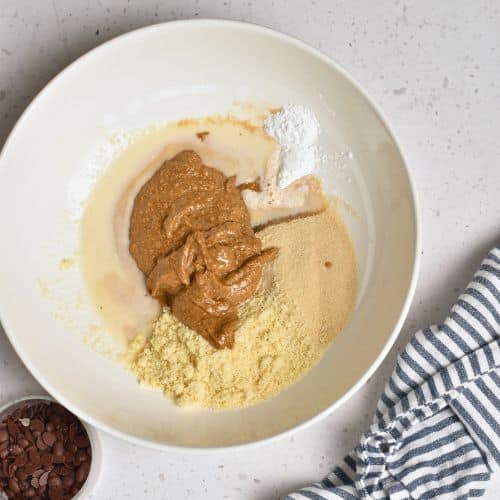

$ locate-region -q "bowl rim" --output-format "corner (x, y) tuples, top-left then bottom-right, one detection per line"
(0, 18), (421, 453)
(0, 395), (101, 498)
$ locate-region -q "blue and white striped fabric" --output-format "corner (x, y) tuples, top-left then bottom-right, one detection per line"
(285, 246), (500, 500)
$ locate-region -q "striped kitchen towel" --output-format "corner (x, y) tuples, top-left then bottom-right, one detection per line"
(285, 246), (500, 500)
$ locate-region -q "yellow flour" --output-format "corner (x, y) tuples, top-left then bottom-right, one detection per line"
(127, 283), (320, 409)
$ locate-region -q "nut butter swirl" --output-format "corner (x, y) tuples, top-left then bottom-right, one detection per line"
(129, 150), (277, 349)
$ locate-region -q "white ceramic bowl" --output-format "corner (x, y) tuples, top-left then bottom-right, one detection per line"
(0, 396), (101, 499)
(0, 20), (419, 450)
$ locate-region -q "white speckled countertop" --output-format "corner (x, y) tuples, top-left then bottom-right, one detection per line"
(1, 1), (499, 498)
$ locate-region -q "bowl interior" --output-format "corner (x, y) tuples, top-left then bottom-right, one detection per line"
(0, 21), (417, 448)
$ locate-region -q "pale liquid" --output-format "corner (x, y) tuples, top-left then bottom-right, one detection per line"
(80, 117), (326, 347)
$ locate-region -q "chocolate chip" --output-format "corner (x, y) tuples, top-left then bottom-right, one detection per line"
(2, 460), (9, 477)
(28, 448), (40, 465)
(49, 415), (62, 427)
(48, 486), (64, 500)
(36, 436), (48, 451)
(42, 431), (56, 447)
(39, 470), (50, 487)
(23, 429), (35, 443)
(8, 445), (23, 456)
(32, 469), (44, 478)
(15, 467), (28, 481)
(61, 472), (74, 488)
(63, 452), (75, 466)
(52, 441), (64, 456)
(68, 425), (77, 441)
(7, 463), (16, 478)
(48, 474), (62, 488)
(18, 479), (29, 491)
(14, 452), (27, 467)
(6, 421), (18, 437)
(74, 435), (90, 449)
(29, 420), (44, 433)
(54, 465), (71, 477)
(75, 449), (88, 465)
(75, 462), (89, 484)
(8, 478), (20, 494)
(24, 463), (38, 475)
(40, 452), (53, 467)
(18, 438), (30, 449)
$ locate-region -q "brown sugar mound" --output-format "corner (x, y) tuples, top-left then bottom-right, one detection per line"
(259, 205), (358, 346)
(129, 150), (277, 349)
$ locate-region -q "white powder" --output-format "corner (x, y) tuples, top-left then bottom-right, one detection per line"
(263, 104), (322, 188)
(66, 132), (131, 223)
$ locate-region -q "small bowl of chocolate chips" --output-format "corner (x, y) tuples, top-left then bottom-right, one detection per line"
(0, 396), (100, 500)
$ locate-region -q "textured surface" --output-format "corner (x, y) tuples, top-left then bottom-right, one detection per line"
(0, 0), (499, 498)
